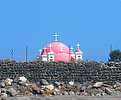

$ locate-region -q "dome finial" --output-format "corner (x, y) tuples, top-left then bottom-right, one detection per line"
(70, 46), (74, 52)
(53, 33), (59, 42)
(76, 43), (80, 49)
(39, 49), (42, 53)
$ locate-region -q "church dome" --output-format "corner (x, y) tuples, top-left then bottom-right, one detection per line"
(38, 33), (83, 62)
(42, 41), (70, 54)
(41, 41), (70, 61)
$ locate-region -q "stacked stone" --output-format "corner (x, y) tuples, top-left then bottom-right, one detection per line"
(0, 59), (121, 84)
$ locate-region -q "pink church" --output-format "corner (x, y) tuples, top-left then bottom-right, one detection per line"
(37, 33), (83, 62)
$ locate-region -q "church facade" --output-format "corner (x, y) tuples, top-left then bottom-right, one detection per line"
(37, 33), (83, 62)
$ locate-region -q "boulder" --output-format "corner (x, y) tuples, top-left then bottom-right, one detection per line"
(52, 91), (56, 95)
(0, 82), (5, 88)
(62, 91), (68, 95)
(69, 91), (75, 95)
(1, 93), (7, 98)
(53, 82), (60, 87)
(40, 79), (49, 85)
(5, 78), (13, 86)
(87, 85), (93, 90)
(69, 81), (74, 86)
(44, 84), (54, 91)
(1, 88), (6, 93)
(7, 88), (17, 97)
(93, 82), (103, 88)
(105, 88), (112, 95)
(19, 76), (27, 82)
(32, 88), (41, 94)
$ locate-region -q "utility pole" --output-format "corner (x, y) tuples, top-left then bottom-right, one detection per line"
(11, 49), (14, 60)
(110, 44), (112, 52)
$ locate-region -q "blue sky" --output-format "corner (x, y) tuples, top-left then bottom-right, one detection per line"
(0, 0), (121, 62)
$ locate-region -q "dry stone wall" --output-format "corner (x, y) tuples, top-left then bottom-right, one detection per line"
(0, 60), (121, 84)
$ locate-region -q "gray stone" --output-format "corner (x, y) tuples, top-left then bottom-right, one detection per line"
(7, 88), (17, 97)
(40, 79), (49, 85)
(87, 85), (93, 90)
(52, 91), (56, 95)
(18, 81), (26, 85)
(105, 88), (112, 95)
(53, 82), (60, 87)
(80, 86), (86, 92)
(0, 93), (7, 98)
(32, 88), (41, 94)
(62, 91), (68, 95)
(1, 88), (6, 93)
(0, 82), (5, 88)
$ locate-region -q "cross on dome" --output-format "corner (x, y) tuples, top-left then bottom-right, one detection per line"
(70, 46), (74, 52)
(49, 44), (52, 50)
(53, 33), (59, 42)
(39, 49), (42, 53)
(43, 47), (47, 50)
(59, 44), (64, 52)
(76, 43), (80, 48)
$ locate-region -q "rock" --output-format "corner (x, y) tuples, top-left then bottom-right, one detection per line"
(69, 91), (75, 95)
(1, 93), (7, 98)
(40, 79), (49, 85)
(52, 91), (56, 95)
(54, 88), (60, 92)
(69, 81), (74, 86)
(43, 84), (54, 91)
(0, 82), (5, 88)
(105, 88), (112, 95)
(18, 81), (26, 85)
(87, 85), (93, 90)
(53, 82), (60, 87)
(32, 88), (41, 94)
(93, 82), (103, 88)
(7, 88), (17, 97)
(62, 91), (68, 95)
(40, 89), (44, 94)
(19, 76), (27, 82)
(5, 78), (13, 86)
(80, 86), (86, 92)
(1, 88), (6, 93)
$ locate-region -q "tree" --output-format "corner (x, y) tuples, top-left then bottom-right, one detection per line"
(109, 49), (121, 62)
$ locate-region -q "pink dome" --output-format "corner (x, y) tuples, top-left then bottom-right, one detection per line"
(42, 41), (70, 54)
(76, 48), (82, 52)
(69, 51), (75, 55)
(41, 41), (70, 61)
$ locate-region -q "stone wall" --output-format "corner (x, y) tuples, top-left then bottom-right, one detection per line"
(0, 59), (121, 84)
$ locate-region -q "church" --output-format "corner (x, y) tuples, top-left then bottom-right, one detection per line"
(37, 33), (83, 62)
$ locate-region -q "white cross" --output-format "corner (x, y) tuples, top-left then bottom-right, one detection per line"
(39, 49), (42, 53)
(53, 33), (59, 42)
(70, 46), (74, 52)
(43, 47), (47, 51)
(49, 44), (52, 50)
(76, 43), (80, 48)
(59, 44), (64, 52)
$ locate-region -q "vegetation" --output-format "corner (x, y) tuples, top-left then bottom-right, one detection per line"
(109, 49), (121, 62)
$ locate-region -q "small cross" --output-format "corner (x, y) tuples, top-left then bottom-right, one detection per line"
(43, 47), (47, 50)
(60, 44), (64, 52)
(39, 49), (42, 53)
(49, 44), (52, 50)
(76, 43), (80, 48)
(70, 46), (74, 52)
(53, 33), (59, 42)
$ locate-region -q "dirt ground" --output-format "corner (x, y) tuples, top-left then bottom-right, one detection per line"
(3, 96), (121, 100)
